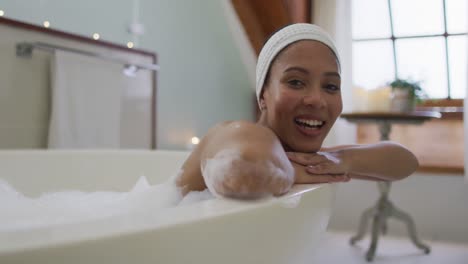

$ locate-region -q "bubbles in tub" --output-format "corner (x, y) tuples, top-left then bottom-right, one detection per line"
(201, 148), (291, 198)
(0, 175), (214, 232)
(201, 148), (241, 197)
(179, 189), (214, 206)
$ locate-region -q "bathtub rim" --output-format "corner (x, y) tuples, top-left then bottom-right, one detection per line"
(0, 183), (333, 255)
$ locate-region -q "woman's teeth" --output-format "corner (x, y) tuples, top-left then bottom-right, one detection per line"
(295, 118), (324, 129)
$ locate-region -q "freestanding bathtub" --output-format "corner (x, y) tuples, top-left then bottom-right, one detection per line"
(0, 150), (334, 264)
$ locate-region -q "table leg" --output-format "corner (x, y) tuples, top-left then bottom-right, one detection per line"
(364, 182), (390, 261)
(366, 213), (383, 261)
(350, 206), (375, 245)
(391, 204), (431, 254)
(351, 181), (430, 260)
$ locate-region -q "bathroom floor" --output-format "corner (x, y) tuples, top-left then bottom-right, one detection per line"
(310, 230), (468, 264)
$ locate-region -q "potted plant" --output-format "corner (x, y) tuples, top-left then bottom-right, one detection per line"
(388, 78), (425, 112)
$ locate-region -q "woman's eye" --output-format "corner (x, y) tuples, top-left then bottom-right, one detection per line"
(287, 79), (305, 88)
(324, 84), (340, 92)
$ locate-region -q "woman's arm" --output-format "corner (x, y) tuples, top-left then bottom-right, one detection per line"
(288, 141), (419, 181)
(176, 121), (346, 199)
(177, 121), (294, 199)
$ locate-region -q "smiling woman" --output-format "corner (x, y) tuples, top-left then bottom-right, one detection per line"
(176, 23), (419, 199)
(258, 40), (342, 153)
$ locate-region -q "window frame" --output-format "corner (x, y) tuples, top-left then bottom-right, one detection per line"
(352, 0), (467, 110)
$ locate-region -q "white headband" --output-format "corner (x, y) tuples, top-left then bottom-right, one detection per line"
(255, 23), (340, 105)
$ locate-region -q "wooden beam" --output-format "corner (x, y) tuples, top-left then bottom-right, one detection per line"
(249, 0), (290, 39)
(231, 0), (267, 55)
(283, 0), (311, 23)
(231, 0), (311, 55)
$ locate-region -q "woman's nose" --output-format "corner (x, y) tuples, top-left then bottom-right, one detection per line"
(302, 88), (326, 108)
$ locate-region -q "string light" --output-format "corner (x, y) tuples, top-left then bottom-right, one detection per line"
(43, 21), (50, 28)
(127, 42), (134, 49)
(0, 10), (5, 17)
(92, 33), (100, 40)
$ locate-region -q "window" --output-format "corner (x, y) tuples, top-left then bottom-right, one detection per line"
(352, 0), (467, 99)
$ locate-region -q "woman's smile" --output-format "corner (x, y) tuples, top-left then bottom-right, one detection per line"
(293, 116), (326, 137)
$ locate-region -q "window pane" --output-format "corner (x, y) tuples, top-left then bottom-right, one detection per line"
(352, 40), (395, 89)
(395, 37), (448, 98)
(446, 0), (468, 34)
(352, 0), (391, 39)
(448, 36), (467, 98)
(391, 0), (444, 37)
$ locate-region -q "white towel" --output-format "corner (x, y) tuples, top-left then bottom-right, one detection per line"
(48, 50), (124, 148)
(255, 23), (340, 107)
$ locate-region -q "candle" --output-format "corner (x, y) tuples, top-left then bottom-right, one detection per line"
(353, 86), (391, 112)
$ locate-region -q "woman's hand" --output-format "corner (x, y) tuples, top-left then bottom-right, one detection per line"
(287, 151), (350, 183)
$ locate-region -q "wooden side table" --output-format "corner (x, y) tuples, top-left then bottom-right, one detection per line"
(340, 111), (441, 262)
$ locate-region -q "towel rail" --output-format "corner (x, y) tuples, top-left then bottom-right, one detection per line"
(16, 41), (160, 72)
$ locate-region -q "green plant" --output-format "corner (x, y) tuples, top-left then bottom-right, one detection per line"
(388, 78), (426, 103)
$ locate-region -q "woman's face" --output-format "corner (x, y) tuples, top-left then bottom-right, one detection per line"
(260, 40), (342, 153)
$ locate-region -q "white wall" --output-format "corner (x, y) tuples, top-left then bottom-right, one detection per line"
(0, 27), (50, 148)
(329, 173), (468, 244)
(313, 0), (356, 147)
(140, 0), (254, 149)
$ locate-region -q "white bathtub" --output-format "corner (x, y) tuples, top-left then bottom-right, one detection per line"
(0, 150), (334, 264)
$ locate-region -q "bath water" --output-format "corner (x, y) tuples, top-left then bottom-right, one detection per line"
(0, 176), (214, 232)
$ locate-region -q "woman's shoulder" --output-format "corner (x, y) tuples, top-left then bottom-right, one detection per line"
(212, 120), (256, 128)
(207, 120), (275, 137)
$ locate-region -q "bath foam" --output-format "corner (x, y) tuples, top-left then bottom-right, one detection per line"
(0, 175), (214, 233)
(201, 148), (291, 198)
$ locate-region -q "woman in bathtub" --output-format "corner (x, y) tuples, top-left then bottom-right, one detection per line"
(176, 24), (418, 199)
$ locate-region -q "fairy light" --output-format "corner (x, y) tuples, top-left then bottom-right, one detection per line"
(127, 41), (134, 49)
(43, 21), (50, 28)
(92, 33), (100, 40)
(0, 10), (5, 17)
